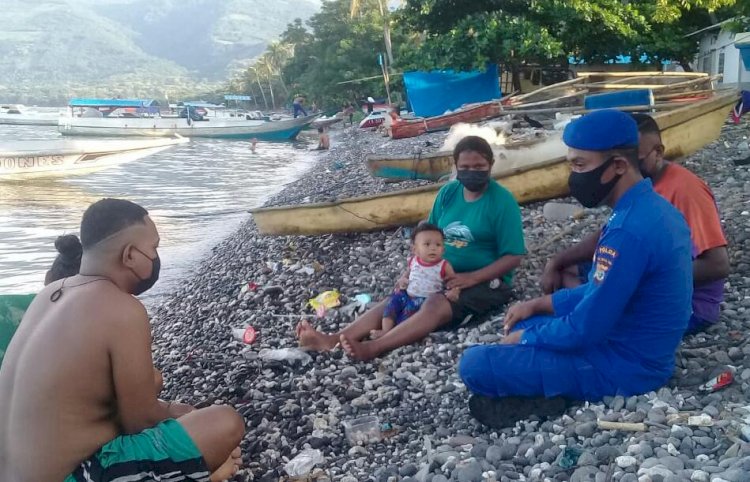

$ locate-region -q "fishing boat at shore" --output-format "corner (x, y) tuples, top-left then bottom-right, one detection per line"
(366, 137), (549, 182)
(390, 101), (501, 139)
(0, 104), (61, 126)
(0, 136), (188, 180)
(251, 90), (738, 236)
(390, 72), (716, 140)
(58, 98), (319, 141)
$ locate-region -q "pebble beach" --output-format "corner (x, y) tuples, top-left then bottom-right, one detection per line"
(151, 119), (750, 482)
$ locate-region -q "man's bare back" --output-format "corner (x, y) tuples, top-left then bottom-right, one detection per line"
(0, 278), (143, 481)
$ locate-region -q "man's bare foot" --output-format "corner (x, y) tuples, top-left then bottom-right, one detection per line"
(340, 334), (377, 361)
(210, 447), (242, 482)
(296, 320), (338, 352)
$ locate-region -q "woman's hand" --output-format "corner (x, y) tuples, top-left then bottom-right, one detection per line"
(503, 300), (539, 335)
(444, 287), (461, 302)
(445, 272), (479, 290)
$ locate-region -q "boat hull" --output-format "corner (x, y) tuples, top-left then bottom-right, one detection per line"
(390, 102), (502, 139)
(251, 91), (738, 236)
(58, 115), (318, 141)
(0, 137), (189, 180)
(0, 114), (60, 126)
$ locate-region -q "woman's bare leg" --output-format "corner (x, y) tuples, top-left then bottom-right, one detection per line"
(340, 294), (453, 361)
(296, 300), (387, 351)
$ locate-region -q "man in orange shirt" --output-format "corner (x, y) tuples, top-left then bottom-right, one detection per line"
(541, 113), (729, 333)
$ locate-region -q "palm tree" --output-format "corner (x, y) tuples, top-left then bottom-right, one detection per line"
(256, 57), (276, 110)
(247, 66), (268, 110)
(266, 41), (295, 98)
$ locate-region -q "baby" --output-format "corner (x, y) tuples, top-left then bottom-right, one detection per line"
(372, 223), (458, 338)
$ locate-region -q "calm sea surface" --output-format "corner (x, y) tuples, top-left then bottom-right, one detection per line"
(0, 124), (318, 299)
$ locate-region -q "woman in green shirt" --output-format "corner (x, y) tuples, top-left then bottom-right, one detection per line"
(297, 136), (526, 361)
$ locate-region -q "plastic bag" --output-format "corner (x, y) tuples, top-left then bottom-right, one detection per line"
(285, 449), (324, 477)
(308, 290), (341, 317)
(259, 348), (312, 366)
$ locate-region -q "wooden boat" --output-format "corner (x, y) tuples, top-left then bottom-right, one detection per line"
(0, 136), (188, 180)
(365, 137), (549, 182)
(251, 90), (738, 236)
(311, 116), (342, 130)
(390, 101), (502, 139)
(58, 98), (319, 141)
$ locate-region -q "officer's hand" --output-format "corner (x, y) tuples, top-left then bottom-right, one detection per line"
(501, 329), (524, 345)
(540, 259), (563, 294)
(503, 300), (538, 335)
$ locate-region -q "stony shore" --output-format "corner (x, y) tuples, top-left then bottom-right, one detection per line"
(151, 119), (750, 482)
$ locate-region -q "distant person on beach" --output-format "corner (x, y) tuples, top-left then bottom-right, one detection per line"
(293, 96), (308, 118)
(344, 103), (355, 126)
(541, 113), (729, 334)
(0, 198), (244, 482)
(459, 110), (693, 428)
(315, 127), (330, 150)
(296, 136), (525, 360)
(373, 223), (458, 339)
(250, 137), (258, 153)
(366, 96), (375, 114)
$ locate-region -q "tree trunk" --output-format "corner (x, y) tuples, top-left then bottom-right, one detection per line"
(679, 61), (694, 72)
(267, 79), (276, 110)
(511, 63), (522, 92)
(377, 0), (394, 65)
(256, 75), (269, 110)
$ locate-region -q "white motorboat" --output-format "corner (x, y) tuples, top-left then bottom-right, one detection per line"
(59, 98), (318, 140)
(0, 104), (62, 126)
(0, 136), (189, 180)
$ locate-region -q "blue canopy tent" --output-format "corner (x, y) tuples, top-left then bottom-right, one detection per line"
(737, 40), (750, 70)
(403, 65), (501, 117)
(68, 98), (160, 116)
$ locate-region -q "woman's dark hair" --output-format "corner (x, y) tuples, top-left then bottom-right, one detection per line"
(453, 135), (494, 164)
(411, 222), (443, 242)
(318, 127), (324, 133)
(46, 234), (82, 284)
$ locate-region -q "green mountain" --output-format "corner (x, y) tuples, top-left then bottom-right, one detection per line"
(0, 0), (319, 104)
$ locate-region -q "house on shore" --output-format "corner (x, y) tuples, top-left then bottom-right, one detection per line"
(689, 21), (750, 88)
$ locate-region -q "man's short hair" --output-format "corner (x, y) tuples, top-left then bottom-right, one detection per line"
(411, 222), (444, 242)
(80, 198), (149, 250)
(631, 113), (661, 137)
(603, 147), (640, 167)
(453, 136), (494, 164)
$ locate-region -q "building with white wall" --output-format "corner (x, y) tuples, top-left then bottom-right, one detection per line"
(691, 23), (750, 88)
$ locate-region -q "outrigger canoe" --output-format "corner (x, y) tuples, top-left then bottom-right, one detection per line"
(390, 102), (501, 139)
(251, 90), (738, 236)
(365, 137), (549, 182)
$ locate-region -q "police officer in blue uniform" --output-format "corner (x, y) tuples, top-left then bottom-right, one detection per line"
(459, 109), (694, 428)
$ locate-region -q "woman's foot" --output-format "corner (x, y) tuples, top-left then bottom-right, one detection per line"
(296, 320), (339, 352)
(340, 334), (377, 361)
(210, 447), (242, 482)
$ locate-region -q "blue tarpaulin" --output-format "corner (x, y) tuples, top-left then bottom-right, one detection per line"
(403, 65), (501, 117)
(68, 98), (159, 108)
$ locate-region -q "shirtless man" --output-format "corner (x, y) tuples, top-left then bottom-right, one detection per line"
(0, 198), (244, 482)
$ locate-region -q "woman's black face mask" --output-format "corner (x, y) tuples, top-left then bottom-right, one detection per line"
(456, 169), (490, 192)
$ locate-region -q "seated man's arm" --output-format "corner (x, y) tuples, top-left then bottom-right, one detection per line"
(541, 229), (601, 293)
(522, 228), (648, 351)
(694, 246), (729, 284)
(110, 300), (171, 434)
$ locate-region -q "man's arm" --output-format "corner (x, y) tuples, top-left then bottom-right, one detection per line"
(694, 246), (729, 284)
(541, 230), (600, 294)
(522, 229), (648, 351)
(110, 299), (170, 434)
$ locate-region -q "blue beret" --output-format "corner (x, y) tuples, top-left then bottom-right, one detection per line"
(563, 109), (639, 151)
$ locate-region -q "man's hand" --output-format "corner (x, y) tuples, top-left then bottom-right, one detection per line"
(160, 400), (194, 419)
(540, 259), (563, 294)
(501, 329), (524, 345)
(503, 300), (540, 335)
(445, 272), (479, 290)
(444, 287), (461, 303)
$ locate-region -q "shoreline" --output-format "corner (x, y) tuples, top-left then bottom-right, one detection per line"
(151, 120), (750, 481)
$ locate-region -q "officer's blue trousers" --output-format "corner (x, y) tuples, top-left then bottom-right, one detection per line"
(458, 316), (620, 401)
